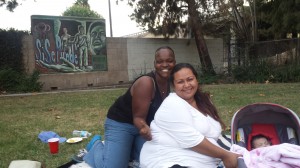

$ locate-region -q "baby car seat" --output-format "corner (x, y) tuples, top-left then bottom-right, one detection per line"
(236, 123), (298, 150)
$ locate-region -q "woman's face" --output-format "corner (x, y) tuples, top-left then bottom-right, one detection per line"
(173, 68), (198, 102)
(154, 48), (176, 79)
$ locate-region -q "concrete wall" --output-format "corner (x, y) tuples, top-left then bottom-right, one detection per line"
(127, 38), (224, 80)
(23, 36), (224, 91)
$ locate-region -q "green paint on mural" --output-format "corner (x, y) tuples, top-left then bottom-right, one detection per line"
(31, 15), (107, 73)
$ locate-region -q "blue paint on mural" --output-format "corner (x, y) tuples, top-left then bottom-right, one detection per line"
(31, 15), (107, 73)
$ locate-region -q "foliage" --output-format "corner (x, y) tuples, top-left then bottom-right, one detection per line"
(225, 0), (300, 41)
(0, 68), (43, 93)
(0, 28), (29, 72)
(199, 74), (225, 85)
(62, 0), (102, 18)
(200, 0), (300, 43)
(0, 28), (37, 93)
(0, 0), (18, 12)
(1, 83), (300, 167)
(75, 0), (90, 8)
(272, 65), (300, 83)
(226, 0), (253, 42)
(232, 61), (300, 83)
(256, 0), (300, 40)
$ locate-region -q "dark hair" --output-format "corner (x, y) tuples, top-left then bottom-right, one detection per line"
(170, 63), (225, 129)
(155, 46), (175, 58)
(251, 134), (271, 149)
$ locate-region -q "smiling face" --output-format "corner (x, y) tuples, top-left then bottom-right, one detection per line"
(172, 67), (198, 103)
(154, 48), (176, 79)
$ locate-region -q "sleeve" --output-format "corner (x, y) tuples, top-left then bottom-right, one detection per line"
(154, 95), (204, 148)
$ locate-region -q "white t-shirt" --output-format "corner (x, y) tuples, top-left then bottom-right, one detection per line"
(140, 93), (222, 168)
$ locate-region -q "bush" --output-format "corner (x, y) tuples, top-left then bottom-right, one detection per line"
(231, 61), (272, 83)
(232, 61), (300, 83)
(271, 65), (300, 83)
(0, 29), (29, 73)
(0, 68), (43, 93)
(199, 74), (226, 84)
(231, 66), (250, 82)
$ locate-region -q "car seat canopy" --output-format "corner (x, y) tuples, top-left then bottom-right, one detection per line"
(247, 124), (280, 150)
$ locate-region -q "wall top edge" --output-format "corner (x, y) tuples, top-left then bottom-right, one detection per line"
(31, 15), (105, 22)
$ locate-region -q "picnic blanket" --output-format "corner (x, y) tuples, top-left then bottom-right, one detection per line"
(9, 160), (41, 168)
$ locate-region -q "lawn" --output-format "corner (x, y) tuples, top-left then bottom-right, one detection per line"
(1, 83), (300, 168)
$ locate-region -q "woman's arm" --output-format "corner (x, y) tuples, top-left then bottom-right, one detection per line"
(131, 76), (155, 141)
(191, 138), (240, 168)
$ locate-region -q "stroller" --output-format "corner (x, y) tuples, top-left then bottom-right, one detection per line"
(230, 103), (300, 167)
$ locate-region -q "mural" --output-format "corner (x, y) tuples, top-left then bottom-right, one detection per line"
(31, 15), (107, 73)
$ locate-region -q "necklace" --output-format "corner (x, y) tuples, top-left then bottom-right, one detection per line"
(160, 90), (167, 98)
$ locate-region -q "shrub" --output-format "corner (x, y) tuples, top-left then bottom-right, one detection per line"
(271, 65), (300, 83)
(199, 74), (224, 84)
(0, 29), (29, 73)
(232, 61), (300, 83)
(0, 68), (43, 93)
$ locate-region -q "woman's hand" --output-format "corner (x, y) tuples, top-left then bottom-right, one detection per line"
(139, 120), (152, 141)
(222, 152), (241, 168)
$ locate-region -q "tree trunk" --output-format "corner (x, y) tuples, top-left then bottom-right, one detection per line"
(188, 0), (216, 75)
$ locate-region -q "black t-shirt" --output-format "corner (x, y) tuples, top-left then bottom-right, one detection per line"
(107, 71), (169, 125)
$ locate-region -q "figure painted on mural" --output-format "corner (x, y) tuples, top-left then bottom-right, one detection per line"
(36, 57), (83, 73)
(61, 27), (72, 53)
(73, 25), (90, 70)
(34, 22), (51, 40)
(87, 21), (106, 56)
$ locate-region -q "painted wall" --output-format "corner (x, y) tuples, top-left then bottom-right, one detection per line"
(23, 36), (224, 91)
(31, 15), (107, 73)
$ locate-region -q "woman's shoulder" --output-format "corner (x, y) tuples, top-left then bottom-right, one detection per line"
(134, 72), (154, 83)
(133, 75), (154, 87)
(156, 93), (192, 119)
(164, 93), (186, 105)
(130, 75), (155, 94)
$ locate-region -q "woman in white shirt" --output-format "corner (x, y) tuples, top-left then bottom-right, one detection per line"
(140, 63), (240, 168)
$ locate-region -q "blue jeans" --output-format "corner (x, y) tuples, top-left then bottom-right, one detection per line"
(84, 118), (145, 168)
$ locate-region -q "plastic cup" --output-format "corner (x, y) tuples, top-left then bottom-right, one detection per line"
(48, 138), (59, 154)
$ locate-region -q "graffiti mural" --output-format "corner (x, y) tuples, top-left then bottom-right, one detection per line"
(31, 15), (107, 73)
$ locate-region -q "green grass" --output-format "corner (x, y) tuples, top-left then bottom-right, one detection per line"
(1, 83), (300, 167)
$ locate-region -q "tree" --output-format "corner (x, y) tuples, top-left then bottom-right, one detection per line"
(256, 0), (300, 40)
(0, 0), (19, 12)
(229, 0), (252, 41)
(125, 0), (223, 75)
(75, 0), (89, 7)
(225, 0), (300, 41)
(62, 0), (102, 18)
